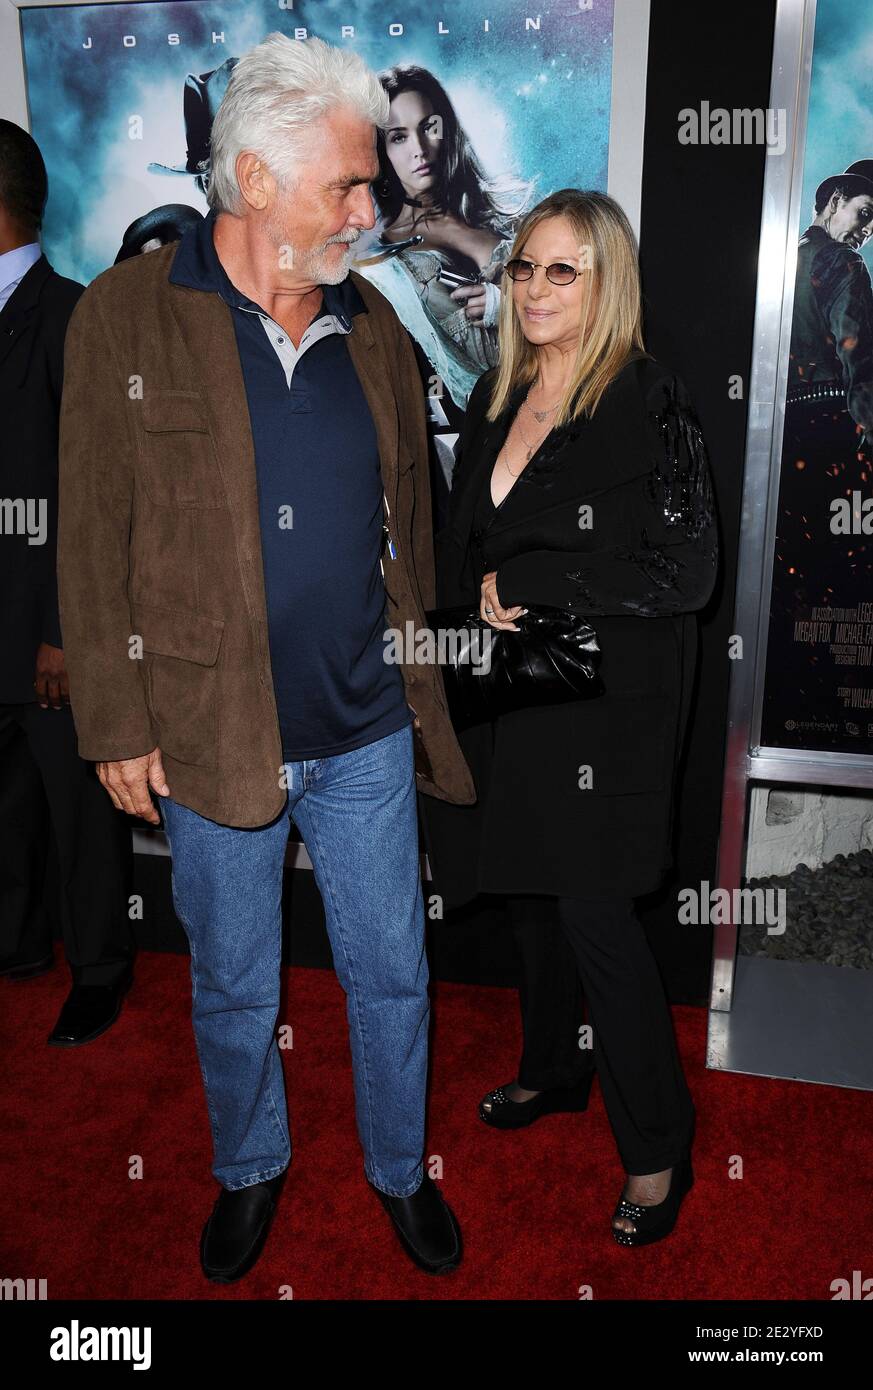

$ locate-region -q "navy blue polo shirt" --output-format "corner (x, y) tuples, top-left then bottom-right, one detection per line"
(169, 210), (412, 759)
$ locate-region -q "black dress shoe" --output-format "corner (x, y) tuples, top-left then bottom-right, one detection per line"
(0, 952), (55, 982)
(368, 1172), (462, 1274)
(46, 974), (133, 1047)
(200, 1169), (288, 1283)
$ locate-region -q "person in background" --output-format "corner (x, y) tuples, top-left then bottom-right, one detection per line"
(0, 119), (135, 1041)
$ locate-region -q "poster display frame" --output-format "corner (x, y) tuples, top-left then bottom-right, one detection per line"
(710, 0), (873, 1073)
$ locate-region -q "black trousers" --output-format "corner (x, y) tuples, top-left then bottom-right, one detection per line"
(0, 704), (135, 987)
(507, 893), (695, 1175)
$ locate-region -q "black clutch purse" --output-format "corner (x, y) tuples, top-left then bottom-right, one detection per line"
(425, 603), (604, 730)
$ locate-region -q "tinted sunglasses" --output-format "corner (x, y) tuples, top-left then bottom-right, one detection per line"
(504, 257), (582, 286)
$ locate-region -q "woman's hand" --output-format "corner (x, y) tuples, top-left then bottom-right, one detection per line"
(480, 571), (527, 630)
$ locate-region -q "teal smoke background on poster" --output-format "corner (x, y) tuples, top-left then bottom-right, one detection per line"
(802, 0), (873, 252)
(20, 0), (615, 286)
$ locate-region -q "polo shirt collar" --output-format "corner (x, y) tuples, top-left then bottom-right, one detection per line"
(169, 207), (366, 329)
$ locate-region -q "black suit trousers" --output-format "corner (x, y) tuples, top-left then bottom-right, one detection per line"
(0, 704), (135, 986)
(504, 893), (695, 1174)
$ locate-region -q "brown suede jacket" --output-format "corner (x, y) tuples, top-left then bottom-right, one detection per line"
(57, 244), (475, 826)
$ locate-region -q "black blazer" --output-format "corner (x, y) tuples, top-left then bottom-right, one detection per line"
(0, 254), (84, 702)
(422, 355), (719, 905)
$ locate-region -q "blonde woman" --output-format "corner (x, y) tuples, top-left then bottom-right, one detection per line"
(421, 189), (718, 1246)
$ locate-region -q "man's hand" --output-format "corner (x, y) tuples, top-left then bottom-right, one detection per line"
(97, 748), (170, 825)
(34, 643), (70, 709)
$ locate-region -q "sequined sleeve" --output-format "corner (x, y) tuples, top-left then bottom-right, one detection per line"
(495, 373), (719, 618)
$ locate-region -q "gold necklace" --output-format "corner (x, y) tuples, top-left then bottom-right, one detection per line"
(523, 395), (561, 424)
(497, 381), (563, 476)
(500, 413), (552, 474)
(524, 376), (564, 421)
(499, 448), (526, 478)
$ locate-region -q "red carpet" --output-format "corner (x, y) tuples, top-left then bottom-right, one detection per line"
(1, 944), (871, 1300)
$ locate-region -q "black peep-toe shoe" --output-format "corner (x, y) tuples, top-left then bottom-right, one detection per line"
(611, 1155), (694, 1247)
(478, 1071), (595, 1130)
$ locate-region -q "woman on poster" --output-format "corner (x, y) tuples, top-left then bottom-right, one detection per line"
(354, 64), (532, 408)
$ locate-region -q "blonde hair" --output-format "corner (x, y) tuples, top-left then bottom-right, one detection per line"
(488, 189), (649, 426)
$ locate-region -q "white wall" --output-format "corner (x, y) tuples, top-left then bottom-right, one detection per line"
(746, 784), (873, 879)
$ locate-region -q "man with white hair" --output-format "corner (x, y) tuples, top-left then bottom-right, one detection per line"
(57, 33), (475, 1283)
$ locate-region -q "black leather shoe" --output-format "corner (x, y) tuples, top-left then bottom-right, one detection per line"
(0, 952), (55, 981)
(46, 974), (133, 1046)
(200, 1169), (288, 1283)
(368, 1172), (462, 1274)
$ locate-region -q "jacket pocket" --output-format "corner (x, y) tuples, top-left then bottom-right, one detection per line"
(397, 442), (415, 473)
(131, 602), (224, 768)
(140, 391), (227, 509)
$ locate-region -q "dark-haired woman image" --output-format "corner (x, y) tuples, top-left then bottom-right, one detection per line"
(354, 64), (532, 408)
(420, 189), (719, 1246)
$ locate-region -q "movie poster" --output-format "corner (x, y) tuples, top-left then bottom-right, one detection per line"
(760, 0), (873, 756)
(20, 0), (616, 512)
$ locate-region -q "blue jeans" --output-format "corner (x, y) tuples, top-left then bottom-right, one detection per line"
(160, 722), (428, 1196)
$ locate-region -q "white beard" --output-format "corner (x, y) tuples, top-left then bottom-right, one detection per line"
(302, 239), (355, 285)
(265, 202), (358, 285)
